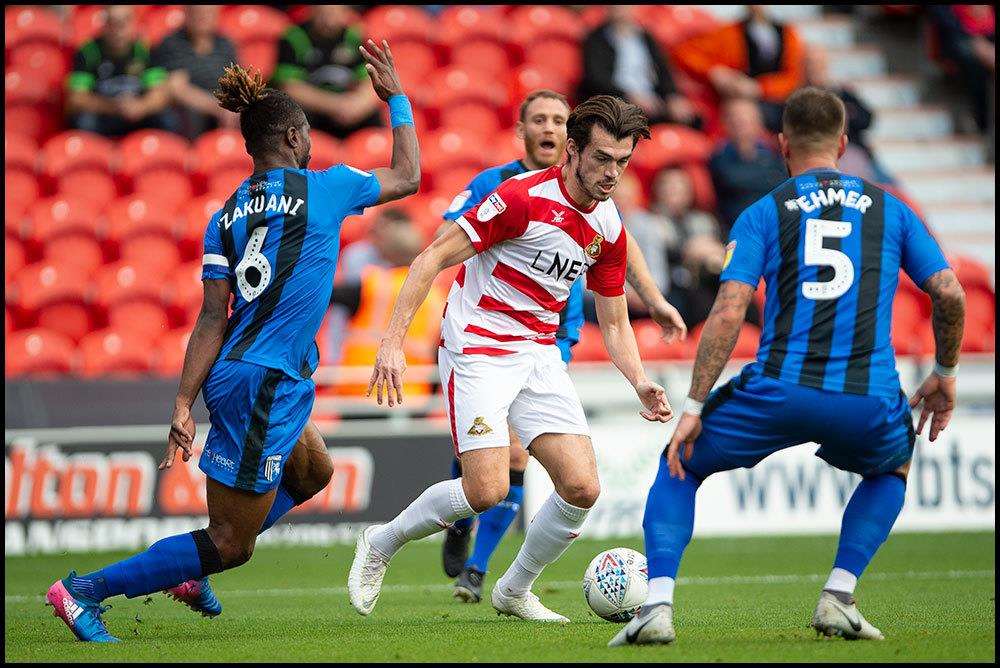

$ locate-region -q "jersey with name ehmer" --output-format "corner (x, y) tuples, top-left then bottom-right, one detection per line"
(202, 164), (381, 379)
(722, 169), (949, 399)
(445, 165), (627, 356)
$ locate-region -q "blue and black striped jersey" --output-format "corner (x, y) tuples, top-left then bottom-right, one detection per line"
(721, 169), (948, 398)
(202, 164), (381, 379)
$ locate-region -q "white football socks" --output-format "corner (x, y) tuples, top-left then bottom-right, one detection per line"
(646, 576), (676, 607)
(369, 478), (474, 559)
(496, 492), (589, 597)
(824, 567), (858, 594)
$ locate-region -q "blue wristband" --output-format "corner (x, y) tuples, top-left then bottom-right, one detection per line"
(387, 94), (414, 128)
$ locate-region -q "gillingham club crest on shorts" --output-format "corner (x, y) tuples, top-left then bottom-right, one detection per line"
(585, 233), (604, 259)
(264, 454), (282, 483)
(467, 417), (493, 437)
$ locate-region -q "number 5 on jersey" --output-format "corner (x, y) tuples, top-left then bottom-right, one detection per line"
(236, 226), (272, 302)
(802, 218), (853, 301)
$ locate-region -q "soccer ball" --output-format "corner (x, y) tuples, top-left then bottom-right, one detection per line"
(582, 548), (648, 622)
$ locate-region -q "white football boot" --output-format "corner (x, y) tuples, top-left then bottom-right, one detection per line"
(491, 584), (570, 623)
(810, 590), (884, 640)
(608, 604), (676, 647)
(348, 525), (390, 616)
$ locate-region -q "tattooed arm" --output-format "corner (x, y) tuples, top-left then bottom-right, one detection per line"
(908, 268), (965, 442)
(687, 280), (755, 401)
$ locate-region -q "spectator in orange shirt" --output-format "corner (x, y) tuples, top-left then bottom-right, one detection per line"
(673, 5), (804, 128)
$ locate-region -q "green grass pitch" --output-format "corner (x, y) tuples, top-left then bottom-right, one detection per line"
(5, 531), (994, 662)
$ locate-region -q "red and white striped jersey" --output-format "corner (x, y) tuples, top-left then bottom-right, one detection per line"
(442, 165), (627, 356)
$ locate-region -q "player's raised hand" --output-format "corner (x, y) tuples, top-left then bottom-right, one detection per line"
(359, 39), (403, 101)
(667, 412), (702, 480)
(367, 338), (407, 407)
(909, 372), (956, 442)
(161, 403), (195, 470)
(648, 300), (688, 345)
(635, 380), (673, 423)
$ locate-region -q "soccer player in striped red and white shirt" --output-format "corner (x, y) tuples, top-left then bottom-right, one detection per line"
(349, 96), (674, 622)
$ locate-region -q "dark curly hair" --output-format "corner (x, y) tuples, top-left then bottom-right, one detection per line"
(567, 95), (650, 153)
(214, 63), (308, 156)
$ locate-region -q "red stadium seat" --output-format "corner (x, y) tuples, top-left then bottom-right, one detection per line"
(107, 300), (171, 339)
(438, 101), (503, 139)
(239, 38), (279, 80)
(964, 286), (996, 332)
(508, 6), (584, 46)
(78, 328), (155, 377)
(399, 192), (454, 241)
(450, 39), (510, 78)
(631, 124), (713, 182)
(13, 262), (91, 315)
(195, 129), (253, 175)
(6, 329), (76, 376)
(93, 260), (164, 308)
(178, 194), (227, 255)
(69, 5), (104, 48)
(437, 6), (506, 43)
(422, 128), (489, 180)
(422, 66), (508, 113)
(43, 235), (105, 274)
(37, 302), (94, 343)
(509, 64), (573, 104)
(132, 166), (194, 211)
(661, 5), (720, 43)
(522, 39), (582, 85)
(892, 289), (924, 333)
(119, 130), (190, 178)
(141, 5), (186, 46)
(3, 103), (58, 143)
(154, 329), (192, 376)
(5, 6), (63, 50)
(5, 168), (40, 229)
(43, 131), (116, 179)
(342, 128), (392, 171)
(388, 41), (438, 88)
(364, 6), (438, 44)
(163, 261), (204, 326)
(5, 235), (26, 282)
(308, 130), (341, 171)
(572, 323), (610, 362)
(206, 167), (248, 197)
(119, 234), (182, 275)
(633, 319), (691, 360)
(892, 319), (935, 357)
(7, 42), (69, 87)
(26, 197), (103, 244)
(5, 68), (51, 107)
(104, 195), (178, 247)
(219, 5), (291, 44)
(489, 130), (527, 165)
(949, 255), (993, 292)
(57, 169), (118, 210)
(432, 167), (480, 201)
(4, 132), (39, 172)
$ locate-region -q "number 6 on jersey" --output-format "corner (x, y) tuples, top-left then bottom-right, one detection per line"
(235, 226), (272, 302)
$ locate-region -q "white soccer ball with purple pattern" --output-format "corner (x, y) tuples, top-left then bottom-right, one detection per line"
(582, 548), (648, 622)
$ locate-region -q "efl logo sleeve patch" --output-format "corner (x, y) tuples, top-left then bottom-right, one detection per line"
(477, 192), (507, 222)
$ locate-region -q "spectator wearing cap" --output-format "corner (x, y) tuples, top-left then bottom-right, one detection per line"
(578, 5), (700, 128)
(708, 98), (787, 233)
(271, 5), (381, 139)
(153, 5), (240, 139)
(66, 5), (172, 137)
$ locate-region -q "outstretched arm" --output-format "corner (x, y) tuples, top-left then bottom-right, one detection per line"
(667, 280), (753, 479)
(624, 229), (687, 344)
(162, 279), (231, 470)
(909, 268), (965, 442)
(359, 39), (420, 204)
(594, 292), (673, 423)
(367, 225), (476, 406)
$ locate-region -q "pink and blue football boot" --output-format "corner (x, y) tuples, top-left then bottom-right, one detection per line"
(46, 573), (119, 643)
(165, 577), (222, 617)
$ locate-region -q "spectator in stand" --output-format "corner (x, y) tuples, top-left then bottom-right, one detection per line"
(927, 5), (995, 134)
(578, 5), (701, 128)
(708, 98), (787, 233)
(66, 5), (171, 137)
(271, 5), (381, 139)
(802, 47), (895, 185)
(673, 5), (804, 129)
(153, 5), (240, 139)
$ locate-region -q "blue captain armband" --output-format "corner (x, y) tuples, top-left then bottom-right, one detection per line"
(388, 94), (414, 128)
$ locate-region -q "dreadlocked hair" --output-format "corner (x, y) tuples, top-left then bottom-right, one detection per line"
(213, 62), (308, 156)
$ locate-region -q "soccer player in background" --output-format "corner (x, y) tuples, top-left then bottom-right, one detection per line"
(610, 87), (966, 647)
(438, 90), (688, 604)
(351, 95), (675, 623)
(45, 41), (420, 643)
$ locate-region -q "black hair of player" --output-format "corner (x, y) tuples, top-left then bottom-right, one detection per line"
(214, 63), (311, 167)
(566, 95), (650, 153)
(781, 86), (847, 152)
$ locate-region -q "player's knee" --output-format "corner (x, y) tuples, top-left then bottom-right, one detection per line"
(301, 455), (334, 498)
(465, 479), (510, 513)
(207, 525), (256, 569)
(509, 445), (529, 472)
(559, 478), (601, 509)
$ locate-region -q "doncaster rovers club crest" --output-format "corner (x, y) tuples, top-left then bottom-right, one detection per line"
(585, 234), (604, 259)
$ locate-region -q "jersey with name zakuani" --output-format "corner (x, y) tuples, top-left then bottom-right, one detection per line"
(445, 165), (626, 356)
(202, 164), (381, 379)
(722, 168), (948, 398)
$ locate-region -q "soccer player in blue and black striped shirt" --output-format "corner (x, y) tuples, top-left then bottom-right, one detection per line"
(46, 42), (420, 643)
(611, 87), (966, 647)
